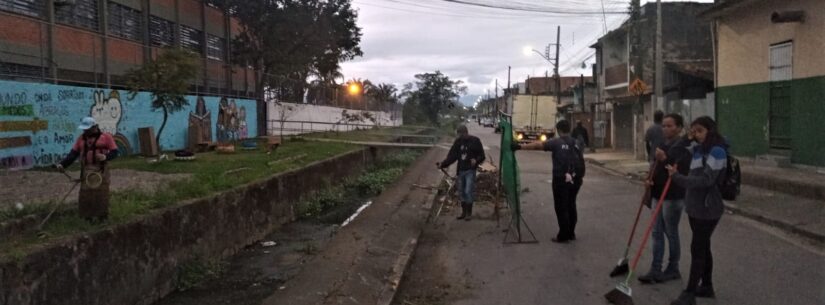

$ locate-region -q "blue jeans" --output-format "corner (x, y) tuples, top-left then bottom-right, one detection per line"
(650, 198), (684, 272)
(457, 169), (476, 204)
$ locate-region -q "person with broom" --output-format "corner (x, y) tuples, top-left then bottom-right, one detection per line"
(638, 113), (692, 284)
(437, 125), (485, 221)
(56, 117), (120, 223)
(511, 119), (585, 243)
(666, 116), (727, 305)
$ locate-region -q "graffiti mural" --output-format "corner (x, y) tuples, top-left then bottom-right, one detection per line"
(0, 80), (257, 169)
(91, 90), (123, 135)
(188, 97), (212, 150)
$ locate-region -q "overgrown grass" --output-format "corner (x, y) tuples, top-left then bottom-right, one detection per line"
(296, 150), (422, 222)
(306, 125), (433, 142)
(176, 257), (227, 291)
(1, 140), (359, 254)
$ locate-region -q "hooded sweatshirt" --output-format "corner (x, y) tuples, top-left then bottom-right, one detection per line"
(672, 143), (727, 220)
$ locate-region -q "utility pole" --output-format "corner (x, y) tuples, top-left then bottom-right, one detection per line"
(495, 79), (499, 117)
(655, 0), (664, 113)
(507, 66), (511, 114)
(554, 26), (561, 120)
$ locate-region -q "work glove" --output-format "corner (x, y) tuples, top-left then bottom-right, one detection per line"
(510, 143), (522, 151)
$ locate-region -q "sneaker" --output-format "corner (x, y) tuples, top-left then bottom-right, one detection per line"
(670, 291), (696, 305)
(661, 269), (682, 282)
(637, 269), (663, 284)
(695, 285), (716, 298)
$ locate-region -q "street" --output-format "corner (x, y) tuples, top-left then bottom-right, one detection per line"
(393, 123), (825, 305)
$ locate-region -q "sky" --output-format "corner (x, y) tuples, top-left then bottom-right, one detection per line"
(340, 0), (713, 106)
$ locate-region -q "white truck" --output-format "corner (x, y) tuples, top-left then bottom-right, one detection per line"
(511, 94), (557, 142)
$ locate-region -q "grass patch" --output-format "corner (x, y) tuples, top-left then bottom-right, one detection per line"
(176, 257), (227, 291)
(296, 150), (422, 223)
(0, 141), (359, 255)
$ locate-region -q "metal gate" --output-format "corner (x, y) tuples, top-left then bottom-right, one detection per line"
(614, 103), (634, 151)
(769, 42), (793, 150)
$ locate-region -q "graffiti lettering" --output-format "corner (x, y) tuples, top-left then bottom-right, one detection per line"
(34, 134), (50, 145)
(0, 136), (32, 149)
(34, 92), (52, 102)
(58, 90), (86, 102)
(0, 105), (35, 116)
(33, 151), (66, 166)
(0, 155), (34, 170)
(39, 104), (70, 117)
(53, 133), (75, 145)
(0, 120), (49, 132)
(0, 92), (27, 106)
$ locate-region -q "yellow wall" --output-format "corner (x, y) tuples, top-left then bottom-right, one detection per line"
(717, 0), (825, 86)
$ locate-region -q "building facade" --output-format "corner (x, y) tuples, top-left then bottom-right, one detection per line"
(591, 2), (714, 158)
(0, 0), (257, 96)
(703, 0), (825, 167)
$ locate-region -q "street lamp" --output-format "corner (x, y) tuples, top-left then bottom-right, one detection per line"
(348, 82), (361, 95)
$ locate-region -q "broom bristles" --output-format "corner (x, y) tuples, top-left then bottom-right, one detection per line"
(609, 262), (629, 277)
(604, 283), (634, 305)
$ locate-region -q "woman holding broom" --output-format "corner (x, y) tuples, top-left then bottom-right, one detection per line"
(665, 116), (727, 305)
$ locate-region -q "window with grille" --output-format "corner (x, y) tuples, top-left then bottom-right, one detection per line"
(55, 0), (99, 30)
(206, 34), (225, 61)
(108, 2), (142, 41)
(180, 25), (203, 53)
(149, 15), (174, 47)
(0, 0), (46, 18)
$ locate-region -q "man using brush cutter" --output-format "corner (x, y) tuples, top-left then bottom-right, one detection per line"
(437, 125), (485, 221)
(638, 113), (692, 284)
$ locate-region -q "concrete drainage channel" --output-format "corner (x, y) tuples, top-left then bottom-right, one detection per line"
(150, 148), (445, 305)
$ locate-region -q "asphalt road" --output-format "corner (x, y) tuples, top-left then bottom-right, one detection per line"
(394, 123), (824, 305)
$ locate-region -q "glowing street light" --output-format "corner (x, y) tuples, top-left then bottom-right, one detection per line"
(347, 82), (362, 95)
(522, 46), (533, 56)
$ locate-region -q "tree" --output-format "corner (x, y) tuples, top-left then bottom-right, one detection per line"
(125, 48), (199, 150)
(401, 71), (467, 125)
(229, 0), (363, 104)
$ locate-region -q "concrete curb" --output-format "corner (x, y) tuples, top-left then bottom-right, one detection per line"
(586, 159), (824, 245)
(379, 174), (443, 305)
(724, 202), (825, 245)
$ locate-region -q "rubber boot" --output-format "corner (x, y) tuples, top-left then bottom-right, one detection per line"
(456, 203), (467, 220)
(464, 204), (473, 221)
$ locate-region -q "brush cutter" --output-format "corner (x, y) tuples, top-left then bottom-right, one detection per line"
(605, 177), (672, 305)
(429, 168), (456, 221)
(37, 169), (82, 232)
(610, 161), (658, 277)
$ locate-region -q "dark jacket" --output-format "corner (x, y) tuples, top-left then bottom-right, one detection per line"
(440, 135), (485, 173)
(651, 137), (691, 200)
(571, 126), (590, 147)
(673, 144), (727, 220)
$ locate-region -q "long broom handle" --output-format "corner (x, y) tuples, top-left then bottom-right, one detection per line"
(623, 161), (659, 254)
(626, 176), (672, 281)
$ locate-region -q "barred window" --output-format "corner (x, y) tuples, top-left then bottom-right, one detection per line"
(108, 2), (142, 41)
(149, 15), (174, 47)
(0, 0), (46, 18)
(180, 25), (203, 54)
(206, 34), (225, 61)
(55, 0), (99, 30)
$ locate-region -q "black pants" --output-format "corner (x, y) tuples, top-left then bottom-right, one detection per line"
(551, 177), (582, 240)
(686, 217), (720, 292)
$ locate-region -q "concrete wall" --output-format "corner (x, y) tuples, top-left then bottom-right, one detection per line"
(0, 80), (257, 170)
(0, 146), (395, 305)
(717, 0), (825, 86)
(267, 102), (402, 135)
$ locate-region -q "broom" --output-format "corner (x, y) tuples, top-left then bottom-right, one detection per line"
(605, 177), (672, 305)
(610, 161), (658, 277)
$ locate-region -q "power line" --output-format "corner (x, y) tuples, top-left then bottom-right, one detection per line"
(436, 0), (627, 15)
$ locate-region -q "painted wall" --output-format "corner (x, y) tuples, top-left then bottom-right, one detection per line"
(266, 102), (401, 135)
(717, 76), (825, 166)
(717, 0), (825, 86)
(0, 80), (257, 170)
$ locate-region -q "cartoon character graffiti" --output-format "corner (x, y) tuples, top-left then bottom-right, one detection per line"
(188, 96), (212, 149)
(91, 90), (122, 135)
(216, 97), (233, 143)
(239, 106), (248, 139)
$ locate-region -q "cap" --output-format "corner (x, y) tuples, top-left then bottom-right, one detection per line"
(78, 117), (97, 130)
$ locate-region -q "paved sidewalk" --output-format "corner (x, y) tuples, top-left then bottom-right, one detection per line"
(584, 150), (825, 244)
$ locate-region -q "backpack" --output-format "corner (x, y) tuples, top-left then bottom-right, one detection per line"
(560, 137), (586, 179)
(719, 155), (741, 201)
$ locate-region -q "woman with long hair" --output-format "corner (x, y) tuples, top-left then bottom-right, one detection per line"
(666, 116), (727, 305)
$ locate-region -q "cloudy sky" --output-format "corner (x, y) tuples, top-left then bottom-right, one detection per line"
(340, 0), (712, 106)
